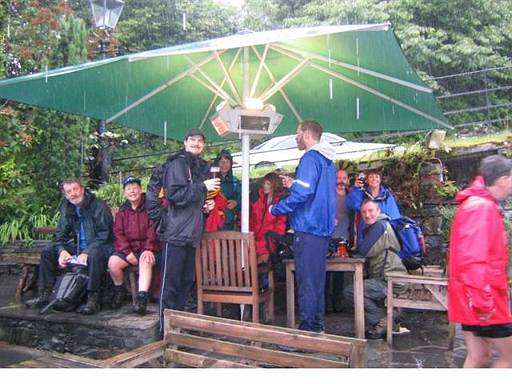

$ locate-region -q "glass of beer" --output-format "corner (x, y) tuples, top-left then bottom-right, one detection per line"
(210, 166), (220, 179)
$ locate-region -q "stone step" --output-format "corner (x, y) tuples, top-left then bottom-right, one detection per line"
(0, 303), (160, 359)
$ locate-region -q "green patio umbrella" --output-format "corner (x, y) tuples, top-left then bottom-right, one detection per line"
(0, 23), (450, 235)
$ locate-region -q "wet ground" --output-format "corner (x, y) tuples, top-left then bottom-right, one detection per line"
(0, 267), (467, 368)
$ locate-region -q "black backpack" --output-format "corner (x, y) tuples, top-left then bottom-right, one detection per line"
(40, 265), (89, 314)
(146, 162), (169, 231)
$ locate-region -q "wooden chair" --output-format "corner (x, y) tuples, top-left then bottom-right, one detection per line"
(195, 231), (274, 324)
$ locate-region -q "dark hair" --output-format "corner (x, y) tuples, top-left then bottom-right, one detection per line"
(184, 128), (205, 141)
(61, 178), (83, 191)
(214, 149), (233, 165)
(298, 120), (323, 141)
(263, 172), (282, 195)
(479, 155), (512, 186)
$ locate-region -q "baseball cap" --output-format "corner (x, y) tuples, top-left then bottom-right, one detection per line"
(184, 128), (206, 141)
(122, 176), (141, 189)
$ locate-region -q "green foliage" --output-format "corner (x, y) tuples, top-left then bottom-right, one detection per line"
(439, 204), (455, 245)
(94, 180), (124, 208)
(116, 0), (240, 53)
(0, 208), (59, 246)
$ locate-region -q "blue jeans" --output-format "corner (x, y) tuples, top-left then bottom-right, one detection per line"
(293, 232), (330, 332)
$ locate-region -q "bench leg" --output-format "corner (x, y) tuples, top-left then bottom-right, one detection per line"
(386, 279), (394, 346)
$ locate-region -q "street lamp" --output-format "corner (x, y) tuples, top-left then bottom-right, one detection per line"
(88, 0), (125, 185)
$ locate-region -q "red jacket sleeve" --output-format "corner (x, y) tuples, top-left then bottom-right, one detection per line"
(113, 210), (132, 255)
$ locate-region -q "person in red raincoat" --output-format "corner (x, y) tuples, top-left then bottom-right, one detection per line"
(448, 154), (512, 368)
(249, 172), (287, 264)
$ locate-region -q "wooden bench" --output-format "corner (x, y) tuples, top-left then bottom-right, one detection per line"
(8, 351), (104, 368)
(103, 309), (367, 368)
(386, 266), (456, 349)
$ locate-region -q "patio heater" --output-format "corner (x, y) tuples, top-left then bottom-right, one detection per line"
(210, 48), (284, 320)
(88, 0), (125, 185)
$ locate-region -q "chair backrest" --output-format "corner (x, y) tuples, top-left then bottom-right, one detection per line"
(196, 231), (258, 293)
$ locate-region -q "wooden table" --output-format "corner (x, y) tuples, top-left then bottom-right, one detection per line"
(284, 257), (366, 339)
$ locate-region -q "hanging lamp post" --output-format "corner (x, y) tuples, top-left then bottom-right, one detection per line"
(88, 0), (125, 185)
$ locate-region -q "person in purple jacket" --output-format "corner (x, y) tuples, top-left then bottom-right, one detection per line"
(108, 176), (160, 315)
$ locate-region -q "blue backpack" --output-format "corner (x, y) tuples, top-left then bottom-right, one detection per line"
(389, 216), (426, 271)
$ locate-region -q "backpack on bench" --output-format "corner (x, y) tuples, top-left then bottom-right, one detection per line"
(40, 265), (89, 314)
(389, 216), (426, 271)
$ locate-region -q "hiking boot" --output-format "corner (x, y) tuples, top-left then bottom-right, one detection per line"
(111, 285), (125, 309)
(80, 291), (100, 315)
(25, 287), (52, 309)
(133, 291), (148, 315)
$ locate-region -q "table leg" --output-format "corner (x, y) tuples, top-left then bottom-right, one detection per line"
(386, 278), (393, 346)
(286, 264), (295, 328)
(353, 264), (365, 339)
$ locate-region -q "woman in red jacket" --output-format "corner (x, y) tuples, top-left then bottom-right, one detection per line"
(249, 172), (287, 264)
(109, 176), (160, 315)
(448, 155), (512, 368)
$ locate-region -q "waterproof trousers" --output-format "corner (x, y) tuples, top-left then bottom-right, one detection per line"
(159, 242), (196, 335)
(343, 278), (387, 327)
(293, 231), (330, 332)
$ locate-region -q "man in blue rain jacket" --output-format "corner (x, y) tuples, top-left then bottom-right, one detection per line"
(271, 120), (336, 332)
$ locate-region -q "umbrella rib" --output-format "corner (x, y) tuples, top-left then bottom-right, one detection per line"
(185, 55), (238, 105)
(106, 51), (223, 123)
(198, 48), (243, 130)
(271, 43), (432, 93)
(259, 58), (310, 102)
(311, 63), (452, 129)
(250, 44), (269, 98)
(250, 46), (302, 123)
(214, 51), (242, 103)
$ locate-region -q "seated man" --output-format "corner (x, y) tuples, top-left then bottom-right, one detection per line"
(26, 178), (113, 315)
(343, 199), (407, 339)
(108, 176), (160, 315)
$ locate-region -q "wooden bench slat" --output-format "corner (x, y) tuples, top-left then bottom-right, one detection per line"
(167, 332), (348, 368)
(168, 312), (355, 356)
(103, 340), (165, 367)
(164, 349), (254, 368)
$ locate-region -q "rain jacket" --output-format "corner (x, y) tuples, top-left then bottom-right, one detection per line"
(250, 188), (287, 259)
(55, 190), (113, 256)
(113, 193), (160, 256)
(271, 142), (336, 237)
(219, 171), (241, 230)
(346, 183), (401, 245)
(346, 184), (401, 220)
(357, 214), (406, 279)
(448, 176), (512, 325)
(160, 150), (210, 247)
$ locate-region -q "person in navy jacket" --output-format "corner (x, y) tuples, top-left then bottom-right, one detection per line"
(271, 120), (336, 332)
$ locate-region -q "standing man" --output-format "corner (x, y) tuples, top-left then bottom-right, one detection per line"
(154, 128), (219, 335)
(271, 120), (336, 332)
(448, 154), (512, 367)
(328, 168), (352, 312)
(26, 178), (113, 315)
